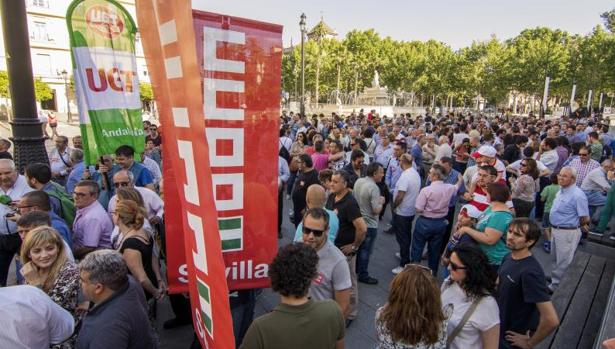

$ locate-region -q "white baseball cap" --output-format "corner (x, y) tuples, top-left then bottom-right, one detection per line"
(471, 145), (497, 158)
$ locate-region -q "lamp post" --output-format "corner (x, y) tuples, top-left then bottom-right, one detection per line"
(59, 69), (72, 123)
(0, 0), (48, 171)
(299, 13), (306, 117)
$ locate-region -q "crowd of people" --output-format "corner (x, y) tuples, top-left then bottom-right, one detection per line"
(267, 108), (615, 349)
(0, 121), (166, 348)
(0, 107), (613, 348)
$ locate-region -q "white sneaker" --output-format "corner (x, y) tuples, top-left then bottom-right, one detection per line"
(395, 252), (400, 259)
(392, 266), (404, 274)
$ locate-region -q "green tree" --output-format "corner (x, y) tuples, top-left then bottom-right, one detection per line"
(139, 82), (154, 103)
(602, 8), (615, 33)
(34, 78), (53, 102)
(0, 71), (8, 99)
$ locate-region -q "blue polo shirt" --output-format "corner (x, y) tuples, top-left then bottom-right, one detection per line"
(549, 185), (589, 227)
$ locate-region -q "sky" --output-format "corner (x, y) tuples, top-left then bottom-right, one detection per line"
(192, 0), (613, 49)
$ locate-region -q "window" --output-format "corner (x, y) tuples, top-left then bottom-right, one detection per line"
(30, 21), (49, 42)
(33, 54), (52, 76)
(30, 0), (49, 8)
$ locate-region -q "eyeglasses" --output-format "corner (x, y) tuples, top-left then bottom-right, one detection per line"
(73, 192), (90, 198)
(150, 128), (158, 131)
(114, 182), (130, 188)
(302, 226), (325, 237)
(449, 261), (467, 271)
(579, 153), (589, 156)
(350, 143), (357, 146)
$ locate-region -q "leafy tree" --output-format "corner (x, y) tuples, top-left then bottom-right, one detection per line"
(0, 71), (8, 99)
(602, 8), (615, 33)
(139, 82), (154, 103)
(34, 78), (53, 102)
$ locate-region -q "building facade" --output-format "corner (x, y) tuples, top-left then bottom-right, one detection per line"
(0, 0), (150, 115)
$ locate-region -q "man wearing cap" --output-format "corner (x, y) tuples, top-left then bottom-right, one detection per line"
(471, 145), (506, 184)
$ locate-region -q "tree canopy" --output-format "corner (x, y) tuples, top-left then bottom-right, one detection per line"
(283, 20), (615, 109)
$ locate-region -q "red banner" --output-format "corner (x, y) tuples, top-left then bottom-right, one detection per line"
(163, 11), (281, 292)
(136, 1), (234, 348)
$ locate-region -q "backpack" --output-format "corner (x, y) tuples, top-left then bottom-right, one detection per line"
(47, 182), (76, 226)
(279, 140), (291, 164)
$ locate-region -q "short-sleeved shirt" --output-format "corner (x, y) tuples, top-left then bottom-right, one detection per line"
(293, 209), (340, 243)
(441, 280), (500, 349)
(394, 167), (421, 217)
(326, 191), (363, 248)
(549, 185), (589, 227)
(497, 254), (550, 348)
(475, 206), (513, 265)
(240, 300), (344, 349)
(309, 241), (351, 302)
(353, 176), (382, 228)
(540, 184), (560, 213)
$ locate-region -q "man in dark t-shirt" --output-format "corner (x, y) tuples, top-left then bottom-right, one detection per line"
(325, 170), (366, 324)
(291, 154), (319, 227)
(497, 218), (559, 349)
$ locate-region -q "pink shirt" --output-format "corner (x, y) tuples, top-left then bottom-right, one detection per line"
(415, 181), (458, 218)
(311, 152), (330, 172)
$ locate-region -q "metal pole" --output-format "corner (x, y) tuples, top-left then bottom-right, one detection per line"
(64, 74), (72, 123)
(588, 90), (593, 113)
(0, 0), (49, 171)
(542, 76), (550, 116)
(299, 13), (306, 117)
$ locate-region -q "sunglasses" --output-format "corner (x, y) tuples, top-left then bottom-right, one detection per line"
(579, 153), (589, 156)
(449, 261), (467, 271)
(114, 182), (130, 188)
(73, 192), (90, 198)
(302, 226), (325, 237)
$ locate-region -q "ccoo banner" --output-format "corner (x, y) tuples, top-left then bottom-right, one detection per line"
(163, 11), (282, 293)
(136, 0), (234, 348)
(67, 0), (144, 164)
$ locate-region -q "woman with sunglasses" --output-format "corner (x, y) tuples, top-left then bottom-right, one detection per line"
(441, 243), (499, 349)
(375, 264), (449, 349)
(510, 158), (540, 218)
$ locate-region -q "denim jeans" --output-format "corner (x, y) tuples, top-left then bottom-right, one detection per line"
(584, 190), (607, 220)
(356, 227), (378, 280)
(393, 213), (415, 267)
(410, 216), (448, 276)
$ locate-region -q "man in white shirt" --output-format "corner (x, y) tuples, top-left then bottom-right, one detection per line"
(0, 159), (33, 286)
(0, 285), (74, 348)
(391, 154), (421, 274)
(538, 138), (559, 174)
(107, 170), (164, 224)
(435, 135), (453, 162)
(141, 154), (162, 187)
(48, 136), (73, 186)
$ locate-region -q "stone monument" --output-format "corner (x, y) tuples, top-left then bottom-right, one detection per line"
(357, 70), (389, 105)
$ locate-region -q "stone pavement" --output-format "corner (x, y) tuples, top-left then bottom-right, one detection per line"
(157, 196), (556, 348)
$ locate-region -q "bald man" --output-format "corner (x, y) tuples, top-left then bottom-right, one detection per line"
(293, 184), (340, 242)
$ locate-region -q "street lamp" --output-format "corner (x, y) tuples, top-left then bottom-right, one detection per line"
(59, 69), (72, 123)
(0, 0), (48, 170)
(299, 13), (306, 117)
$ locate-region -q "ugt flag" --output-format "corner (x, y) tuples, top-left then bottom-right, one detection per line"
(67, 0), (144, 164)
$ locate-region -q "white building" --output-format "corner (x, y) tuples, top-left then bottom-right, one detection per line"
(0, 0), (150, 115)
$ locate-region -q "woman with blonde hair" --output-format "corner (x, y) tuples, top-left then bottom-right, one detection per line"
(113, 199), (165, 301)
(375, 264), (449, 349)
(20, 226), (80, 314)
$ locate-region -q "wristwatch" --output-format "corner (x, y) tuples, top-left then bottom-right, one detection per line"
(351, 245), (358, 252)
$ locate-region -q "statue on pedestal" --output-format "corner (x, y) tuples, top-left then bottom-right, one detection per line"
(372, 70), (380, 88)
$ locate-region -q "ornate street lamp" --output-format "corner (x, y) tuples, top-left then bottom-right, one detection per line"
(299, 13), (306, 117)
(0, 0), (48, 171)
(58, 69), (72, 123)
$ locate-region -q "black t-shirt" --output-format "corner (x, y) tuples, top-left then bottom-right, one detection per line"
(326, 191), (362, 248)
(292, 169), (319, 213)
(497, 253), (551, 348)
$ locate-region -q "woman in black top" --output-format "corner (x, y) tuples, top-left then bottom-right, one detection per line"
(113, 199), (164, 301)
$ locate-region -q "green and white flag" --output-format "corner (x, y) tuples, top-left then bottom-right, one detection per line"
(67, 0), (144, 164)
